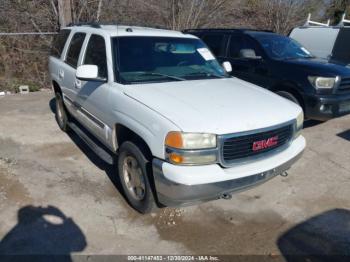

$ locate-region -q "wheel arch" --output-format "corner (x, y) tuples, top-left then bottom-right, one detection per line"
(271, 82), (305, 110)
(52, 80), (61, 95)
(113, 124), (153, 161)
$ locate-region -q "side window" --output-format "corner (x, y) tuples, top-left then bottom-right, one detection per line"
(229, 34), (244, 58)
(84, 34), (107, 78)
(201, 34), (225, 56)
(51, 29), (71, 58)
(242, 36), (262, 56)
(230, 35), (261, 58)
(65, 33), (86, 68)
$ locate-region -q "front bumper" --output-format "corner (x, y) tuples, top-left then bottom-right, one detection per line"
(304, 93), (350, 121)
(153, 135), (305, 207)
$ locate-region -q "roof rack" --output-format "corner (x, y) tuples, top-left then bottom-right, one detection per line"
(337, 13), (350, 26)
(67, 22), (102, 28)
(304, 13), (330, 27)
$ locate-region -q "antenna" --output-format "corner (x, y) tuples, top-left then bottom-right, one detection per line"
(304, 13), (330, 27)
(338, 13), (350, 26)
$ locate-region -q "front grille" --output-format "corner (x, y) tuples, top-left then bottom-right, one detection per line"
(221, 123), (294, 163)
(337, 77), (350, 94)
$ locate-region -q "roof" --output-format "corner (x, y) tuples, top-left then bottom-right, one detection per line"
(63, 23), (197, 38)
(183, 28), (274, 34)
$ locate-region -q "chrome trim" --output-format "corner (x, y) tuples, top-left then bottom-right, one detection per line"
(217, 119), (297, 168)
(165, 146), (219, 166)
(153, 147), (304, 207)
(62, 94), (107, 130)
(79, 107), (105, 129)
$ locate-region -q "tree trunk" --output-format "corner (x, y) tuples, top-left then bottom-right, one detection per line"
(58, 0), (72, 28)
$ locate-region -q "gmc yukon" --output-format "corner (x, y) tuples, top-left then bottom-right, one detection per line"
(49, 24), (305, 213)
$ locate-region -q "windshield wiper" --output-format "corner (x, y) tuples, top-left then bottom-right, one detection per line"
(136, 72), (185, 81)
(184, 72), (226, 79)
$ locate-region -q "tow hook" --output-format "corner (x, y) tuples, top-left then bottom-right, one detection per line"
(280, 171), (289, 177)
(220, 193), (232, 200)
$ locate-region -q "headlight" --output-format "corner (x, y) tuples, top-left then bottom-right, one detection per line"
(165, 132), (216, 149)
(308, 76), (340, 89)
(295, 111), (304, 138)
(165, 132), (217, 165)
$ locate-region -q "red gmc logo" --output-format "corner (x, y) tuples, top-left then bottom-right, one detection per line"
(252, 136), (279, 151)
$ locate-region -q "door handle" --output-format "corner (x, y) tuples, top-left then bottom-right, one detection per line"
(58, 69), (64, 79)
(74, 79), (82, 89)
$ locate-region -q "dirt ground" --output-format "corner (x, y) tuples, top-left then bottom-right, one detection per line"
(0, 91), (350, 260)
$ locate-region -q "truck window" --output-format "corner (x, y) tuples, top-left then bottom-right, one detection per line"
(332, 28), (350, 64)
(231, 35), (263, 58)
(84, 34), (107, 78)
(65, 33), (86, 68)
(51, 29), (71, 58)
(228, 35), (244, 58)
(202, 34), (225, 56)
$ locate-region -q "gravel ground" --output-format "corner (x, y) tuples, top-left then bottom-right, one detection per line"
(0, 91), (349, 261)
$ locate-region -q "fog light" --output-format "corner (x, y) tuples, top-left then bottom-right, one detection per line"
(320, 104), (332, 113)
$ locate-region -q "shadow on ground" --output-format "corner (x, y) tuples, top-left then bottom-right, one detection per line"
(278, 209), (350, 262)
(0, 205), (86, 262)
(337, 129), (350, 141)
(49, 98), (131, 211)
(303, 120), (323, 129)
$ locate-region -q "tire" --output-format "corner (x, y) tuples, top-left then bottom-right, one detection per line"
(276, 91), (300, 106)
(117, 141), (157, 214)
(55, 92), (70, 132)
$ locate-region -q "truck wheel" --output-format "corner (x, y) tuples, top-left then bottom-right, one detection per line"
(276, 91), (300, 106)
(117, 141), (156, 214)
(55, 92), (70, 132)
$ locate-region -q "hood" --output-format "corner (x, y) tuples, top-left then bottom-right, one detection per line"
(122, 78), (301, 135)
(279, 57), (350, 77)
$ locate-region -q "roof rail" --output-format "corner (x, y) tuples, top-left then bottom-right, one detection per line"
(67, 22), (102, 28)
(337, 13), (350, 26)
(304, 13), (330, 27)
(183, 28), (274, 33)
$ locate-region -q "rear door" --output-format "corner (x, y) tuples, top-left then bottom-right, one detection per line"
(49, 29), (71, 88)
(60, 32), (87, 115)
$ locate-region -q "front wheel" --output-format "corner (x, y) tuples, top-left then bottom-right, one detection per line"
(276, 91), (300, 106)
(117, 141), (157, 214)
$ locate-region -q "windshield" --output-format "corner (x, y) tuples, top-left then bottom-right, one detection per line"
(113, 36), (229, 84)
(252, 34), (314, 60)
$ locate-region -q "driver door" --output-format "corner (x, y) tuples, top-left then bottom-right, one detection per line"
(227, 34), (269, 87)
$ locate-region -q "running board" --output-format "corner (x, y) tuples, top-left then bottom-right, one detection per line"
(68, 121), (114, 165)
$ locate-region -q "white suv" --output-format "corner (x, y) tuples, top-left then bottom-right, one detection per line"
(49, 23), (305, 213)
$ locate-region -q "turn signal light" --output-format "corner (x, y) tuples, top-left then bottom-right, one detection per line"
(165, 132), (183, 149)
(169, 152), (184, 164)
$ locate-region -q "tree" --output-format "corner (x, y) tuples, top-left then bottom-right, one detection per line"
(58, 0), (72, 27)
(325, 0), (350, 24)
(241, 0), (321, 34)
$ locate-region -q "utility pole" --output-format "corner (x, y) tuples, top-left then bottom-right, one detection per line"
(58, 0), (72, 28)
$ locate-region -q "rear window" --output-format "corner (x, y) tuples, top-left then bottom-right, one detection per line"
(65, 33), (86, 68)
(51, 29), (71, 58)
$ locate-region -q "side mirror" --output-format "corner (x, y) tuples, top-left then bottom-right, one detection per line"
(76, 65), (100, 81)
(222, 61), (232, 73)
(239, 49), (262, 60)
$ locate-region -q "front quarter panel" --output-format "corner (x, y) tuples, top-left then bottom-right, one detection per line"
(107, 84), (181, 159)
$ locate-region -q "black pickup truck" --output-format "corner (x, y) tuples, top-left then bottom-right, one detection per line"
(184, 29), (350, 121)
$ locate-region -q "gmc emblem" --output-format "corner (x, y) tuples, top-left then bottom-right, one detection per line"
(252, 136), (279, 151)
